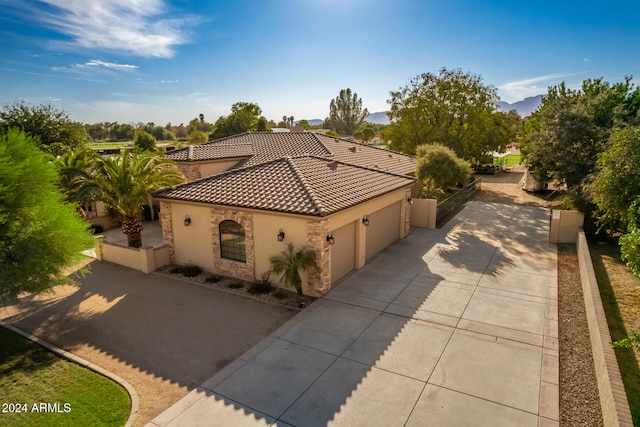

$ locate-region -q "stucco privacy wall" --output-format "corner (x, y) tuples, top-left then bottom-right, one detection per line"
(158, 186), (412, 296)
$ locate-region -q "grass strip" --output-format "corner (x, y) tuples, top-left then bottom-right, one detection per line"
(0, 327), (130, 427)
(589, 240), (640, 426)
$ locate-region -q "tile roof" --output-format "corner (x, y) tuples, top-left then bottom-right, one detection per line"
(154, 156), (415, 216)
(165, 141), (253, 162)
(165, 132), (416, 176)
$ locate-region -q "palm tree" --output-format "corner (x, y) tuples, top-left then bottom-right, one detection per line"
(56, 149), (100, 216)
(268, 243), (317, 297)
(84, 151), (185, 247)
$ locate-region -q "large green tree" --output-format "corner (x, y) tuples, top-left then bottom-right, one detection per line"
(521, 77), (640, 190)
(0, 129), (94, 300)
(386, 68), (514, 160)
(83, 152), (185, 247)
(328, 88), (369, 136)
(587, 126), (640, 232)
(415, 144), (472, 198)
(211, 102), (267, 139)
(134, 131), (157, 152)
(0, 101), (88, 156)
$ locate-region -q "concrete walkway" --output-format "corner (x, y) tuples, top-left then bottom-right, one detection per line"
(148, 201), (559, 427)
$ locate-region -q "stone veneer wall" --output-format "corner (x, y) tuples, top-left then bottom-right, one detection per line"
(210, 208), (255, 282)
(404, 188), (411, 237)
(177, 163), (201, 181)
(306, 219), (331, 297)
(158, 201), (175, 262)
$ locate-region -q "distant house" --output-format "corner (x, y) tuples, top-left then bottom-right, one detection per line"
(154, 132), (418, 296)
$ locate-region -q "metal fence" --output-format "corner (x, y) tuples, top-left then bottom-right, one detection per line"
(436, 178), (481, 227)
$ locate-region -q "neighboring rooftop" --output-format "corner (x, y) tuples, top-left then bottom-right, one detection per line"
(154, 155), (416, 216)
(165, 132), (416, 176)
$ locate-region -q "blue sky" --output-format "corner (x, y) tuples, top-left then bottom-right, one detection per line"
(1, 0), (639, 125)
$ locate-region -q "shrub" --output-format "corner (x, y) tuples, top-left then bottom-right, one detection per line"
(272, 289), (288, 300)
(248, 272), (273, 294)
(620, 226), (640, 277)
(248, 281), (273, 294)
(169, 264), (202, 277)
(227, 281), (244, 289)
(181, 263), (203, 277)
(205, 274), (223, 283)
(89, 224), (104, 234)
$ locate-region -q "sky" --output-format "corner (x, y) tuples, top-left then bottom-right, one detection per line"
(1, 0), (639, 125)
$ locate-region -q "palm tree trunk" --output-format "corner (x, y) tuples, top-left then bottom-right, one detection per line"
(122, 215), (144, 248)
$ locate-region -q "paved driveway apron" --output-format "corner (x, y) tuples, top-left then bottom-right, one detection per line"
(149, 201), (559, 427)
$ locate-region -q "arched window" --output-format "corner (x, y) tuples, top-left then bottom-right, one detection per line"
(219, 220), (246, 262)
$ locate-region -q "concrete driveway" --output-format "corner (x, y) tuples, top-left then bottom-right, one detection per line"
(149, 201), (559, 426)
(0, 261), (298, 426)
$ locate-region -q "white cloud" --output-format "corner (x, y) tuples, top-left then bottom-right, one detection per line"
(33, 0), (201, 58)
(75, 60), (138, 70)
(499, 73), (582, 101)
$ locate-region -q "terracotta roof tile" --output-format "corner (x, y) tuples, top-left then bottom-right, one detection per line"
(165, 132), (416, 176)
(154, 156), (415, 216)
(165, 141), (253, 162)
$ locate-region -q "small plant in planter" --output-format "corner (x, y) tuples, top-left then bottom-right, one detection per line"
(248, 272), (273, 294)
(170, 263), (203, 277)
(227, 281), (244, 289)
(272, 289), (288, 300)
(205, 274), (223, 283)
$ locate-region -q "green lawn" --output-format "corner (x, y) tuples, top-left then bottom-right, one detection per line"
(493, 154), (522, 166)
(87, 142), (132, 150)
(0, 327), (130, 427)
(589, 241), (640, 426)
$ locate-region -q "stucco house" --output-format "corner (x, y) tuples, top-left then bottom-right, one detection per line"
(153, 132), (418, 297)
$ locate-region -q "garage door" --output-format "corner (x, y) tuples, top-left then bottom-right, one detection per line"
(330, 221), (356, 284)
(365, 201), (401, 261)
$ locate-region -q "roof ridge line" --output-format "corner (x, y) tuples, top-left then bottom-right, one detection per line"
(284, 157), (327, 216)
(313, 132), (416, 160)
(310, 132), (336, 158)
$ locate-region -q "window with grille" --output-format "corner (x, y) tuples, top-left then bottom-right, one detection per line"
(219, 220), (246, 262)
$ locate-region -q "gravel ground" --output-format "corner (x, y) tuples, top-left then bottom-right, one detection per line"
(473, 171), (604, 426)
(557, 244), (604, 426)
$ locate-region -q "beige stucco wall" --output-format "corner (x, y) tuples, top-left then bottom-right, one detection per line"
(410, 198), (437, 229)
(549, 210), (584, 243)
(170, 203), (216, 269)
(252, 212), (312, 292)
(200, 159), (243, 178)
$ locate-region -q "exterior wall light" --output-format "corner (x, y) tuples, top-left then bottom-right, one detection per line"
(184, 215), (191, 226)
(326, 232), (335, 245)
(362, 216), (370, 226)
(408, 197), (414, 204)
(277, 229), (285, 242)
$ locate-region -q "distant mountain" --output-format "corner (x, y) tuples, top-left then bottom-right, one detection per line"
(495, 95), (543, 117)
(303, 119), (323, 126)
(296, 114), (389, 126)
(366, 111), (389, 125)
(297, 98), (540, 129)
